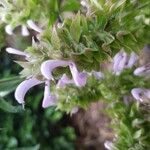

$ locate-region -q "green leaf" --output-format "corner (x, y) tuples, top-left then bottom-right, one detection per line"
(70, 13), (81, 42)
(133, 129), (143, 139)
(0, 98), (24, 113)
(12, 144), (40, 150)
(0, 77), (23, 97)
(51, 27), (61, 50)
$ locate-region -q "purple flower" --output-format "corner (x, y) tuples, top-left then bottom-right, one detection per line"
(71, 107), (79, 115)
(42, 81), (57, 108)
(5, 24), (13, 35)
(56, 74), (74, 88)
(69, 62), (87, 87)
(6, 47), (29, 58)
(27, 20), (43, 33)
(41, 60), (69, 80)
(113, 50), (138, 75)
(21, 25), (29, 36)
(92, 71), (104, 79)
(113, 50), (127, 75)
(125, 52), (138, 68)
(15, 77), (57, 108)
(131, 88), (150, 102)
(15, 77), (43, 104)
(41, 60), (87, 87)
(134, 65), (150, 76)
(104, 140), (114, 150)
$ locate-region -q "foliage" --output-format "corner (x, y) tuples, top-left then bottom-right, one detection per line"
(0, 0), (150, 149)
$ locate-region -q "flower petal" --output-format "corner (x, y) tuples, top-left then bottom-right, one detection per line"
(41, 60), (69, 80)
(15, 78), (43, 104)
(131, 88), (144, 102)
(104, 140), (114, 150)
(92, 71), (104, 79)
(6, 47), (29, 57)
(134, 66), (146, 76)
(126, 52), (138, 68)
(42, 81), (57, 108)
(5, 24), (13, 35)
(113, 51), (126, 75)
(27, 20), (42, 33)
(69, 62), (87, 87)
(21, 25), (30, 36)
(56, 74), (74, 88)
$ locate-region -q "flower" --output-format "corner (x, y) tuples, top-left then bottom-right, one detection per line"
(42, 81), (57, 108)
(134, 65), (150, 76)
(5, 20), (42, 36)
(15, 77), (57, 108)
(21, 25), (30, 36)
(5, 24), (13, 35)
(56, 74), (74, 88)
(41, 60), (87, 87)
(104, 140), (114, 150)
(6, 47), (29, 57)
(27, 20), (43, 33)
(131, 88), (150, 102)
(15, 77), (43, 104)
(113, 50), (138, 75)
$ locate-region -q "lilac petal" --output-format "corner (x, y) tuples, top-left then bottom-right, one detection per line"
(5, 24), (13, 35)
(15, 78), (43, 104)
(27, 20), (42, 33)
(134, 66), (146, 76)
(69, 62), (87, 87)
(131, 88), (144, 102)
(92, 71), (104, 79)
(21, 25), (29, 36)
(104, 140), (114, 150)
(126, 52), (138, 68)
(42, 81), (57, 108)
(117, 51), (127, 72)
(41, 60), (69, 80)
(6, 47), (29, 57)
(113, 51), (126, 75)
(56, 74), (74, 88)
(71, 107), (79, 114)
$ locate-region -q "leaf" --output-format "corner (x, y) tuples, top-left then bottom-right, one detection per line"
(62, 0), (80, 11)
(0, 98), (24, 113)
(133, 129), (143, 139)
(0, 77), (23, 97)
(70, 13), (81, 42)
(51, 27), (61, 50)
(12, 144), (40, 150)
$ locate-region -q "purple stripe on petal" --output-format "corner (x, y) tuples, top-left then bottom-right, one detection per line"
(131, 88), (144, 102)
(41, 60), (69, 80)
(42, 81), (57, 108)
(6, 47), (29, 57)
(56, 74), (74, 88)
(27, 20), (42, 33)
(15, 77), (43, 104)
(69, 62), (87, 87)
